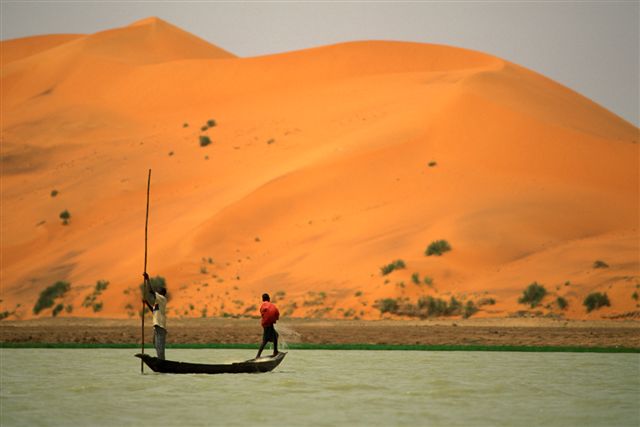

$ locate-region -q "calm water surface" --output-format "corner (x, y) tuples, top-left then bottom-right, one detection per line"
(1, 349), (638, 426)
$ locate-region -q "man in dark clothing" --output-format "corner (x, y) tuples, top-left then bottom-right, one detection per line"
(256, 293), (280, 358)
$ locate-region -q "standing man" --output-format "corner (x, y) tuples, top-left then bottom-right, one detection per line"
(142, 272), (167, 360)
(256, 293), (280, 358)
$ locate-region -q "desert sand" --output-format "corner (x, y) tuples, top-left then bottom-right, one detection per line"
(1, 317), (638, 348)
(1, 17), (638, 324)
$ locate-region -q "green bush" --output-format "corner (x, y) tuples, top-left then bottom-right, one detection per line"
(411, 273), (420, 285)
(52, 303), (64, 317)
(463, 301), (478, 319)
(199, 135), (212, 147)
(583, 292), (610, 313)
(50, 190), (58, 197)
(34, 281), (70, 314)
(380, 259), (406, 276)
(303, 291), (326, 306)
(593, 260), (609, 269)
(95, 280), (109, 292)
(423, 276), (433, 286)
(59, 210), (71, 225)
(376, 298), (399, 314)
(207, 119), (216, 127)
(518, 282), (547, 308)
(83, 280), (109, 308)
(425, 240), (451, 256)
(556, 297), (568, 310)
(416, 296), (462, 317)
(140, 276), (168, 302)
(477, 297), (496, 306)
(632, 291), (639, 301)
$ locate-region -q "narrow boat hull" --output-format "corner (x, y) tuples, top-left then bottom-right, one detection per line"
(135, 352), (286, 374)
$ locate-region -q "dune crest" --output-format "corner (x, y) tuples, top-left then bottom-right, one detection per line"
(1, 18), (638, 322)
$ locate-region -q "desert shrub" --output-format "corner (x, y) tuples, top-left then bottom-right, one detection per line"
(428, 161), (437, 167)
(65, 305), (73, 313)
(448, 297), (462, 315)
(518, 282), (547, 308)
(95, 280), (109, 292)
(59, 210), (71, 225)
(380, 259), (406, 276)
(52, 303), (64, 317)
(556, 297), (568, 310)
(416, 296), (462, 317)
(199, 135), (211, 147)
(303, 291), (326, 306)
(183, 123), (189, 128)
(207, 119), (216, 127)
(92, 302), (103, 312)
(283, 302), (297, 317)
(83, 280), (109, 308)
(632, 291), (639, 301)
(0, 311), (11, 320)
(355, 291), (362, 297)
(463, 301), (478, 319)
(343, 308), (356, 318)
(272, 291), (286, 303)
(200, 126), (208, 131)
(425, 240), (451, 256)
(411, 273), (420, 285)
(376, 298), (399, 314)
(50, 190), (58, 197)
(423, 276), (433, 286)
(142, 276), (167, 293)
(593, 260), (609, 269)
(477, 297), (496, 306)
(583, 292), (610, 313)
(34, 281), (70, 314)
(267, 138), (275, 145)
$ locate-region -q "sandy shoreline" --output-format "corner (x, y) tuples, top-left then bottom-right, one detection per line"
(1, 317), (639, 348)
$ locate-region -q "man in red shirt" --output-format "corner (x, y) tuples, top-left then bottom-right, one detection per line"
(256, 293), (280, 358)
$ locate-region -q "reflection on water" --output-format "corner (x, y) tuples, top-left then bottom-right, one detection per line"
(1, 349), (638, 426)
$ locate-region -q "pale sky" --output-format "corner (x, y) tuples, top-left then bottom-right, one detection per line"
(1, 1), (638, 126)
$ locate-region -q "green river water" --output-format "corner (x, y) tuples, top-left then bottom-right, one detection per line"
(1, 349), (638, 426)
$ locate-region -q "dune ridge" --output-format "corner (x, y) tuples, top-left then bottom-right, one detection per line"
(1, 18), (638, 322)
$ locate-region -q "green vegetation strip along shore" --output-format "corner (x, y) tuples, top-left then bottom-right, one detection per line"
(1, 342), (638, 353)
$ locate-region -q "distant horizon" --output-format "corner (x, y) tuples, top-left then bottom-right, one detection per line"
(1, 1), (638, 126)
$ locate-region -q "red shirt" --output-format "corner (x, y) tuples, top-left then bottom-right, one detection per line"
(260, 301), (280, 327)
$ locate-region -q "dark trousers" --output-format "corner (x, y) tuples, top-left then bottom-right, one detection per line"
(154, 325), (166, 360)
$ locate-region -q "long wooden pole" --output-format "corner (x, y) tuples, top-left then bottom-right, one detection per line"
(142, 169), (151, 374)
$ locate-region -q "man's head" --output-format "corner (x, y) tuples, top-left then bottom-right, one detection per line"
(157, 288), (167, 296)
(262, 293), (270, 302)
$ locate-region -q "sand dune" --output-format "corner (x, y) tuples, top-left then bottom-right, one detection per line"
(1, 17), (638, 322)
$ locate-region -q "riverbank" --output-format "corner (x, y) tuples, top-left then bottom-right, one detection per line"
(1, 317), (639, 350)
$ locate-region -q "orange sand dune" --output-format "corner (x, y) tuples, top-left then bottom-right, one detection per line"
(1, 17), (638, 322)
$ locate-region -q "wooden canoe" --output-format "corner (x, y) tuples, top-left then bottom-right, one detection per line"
(135, 352), (287, 374)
